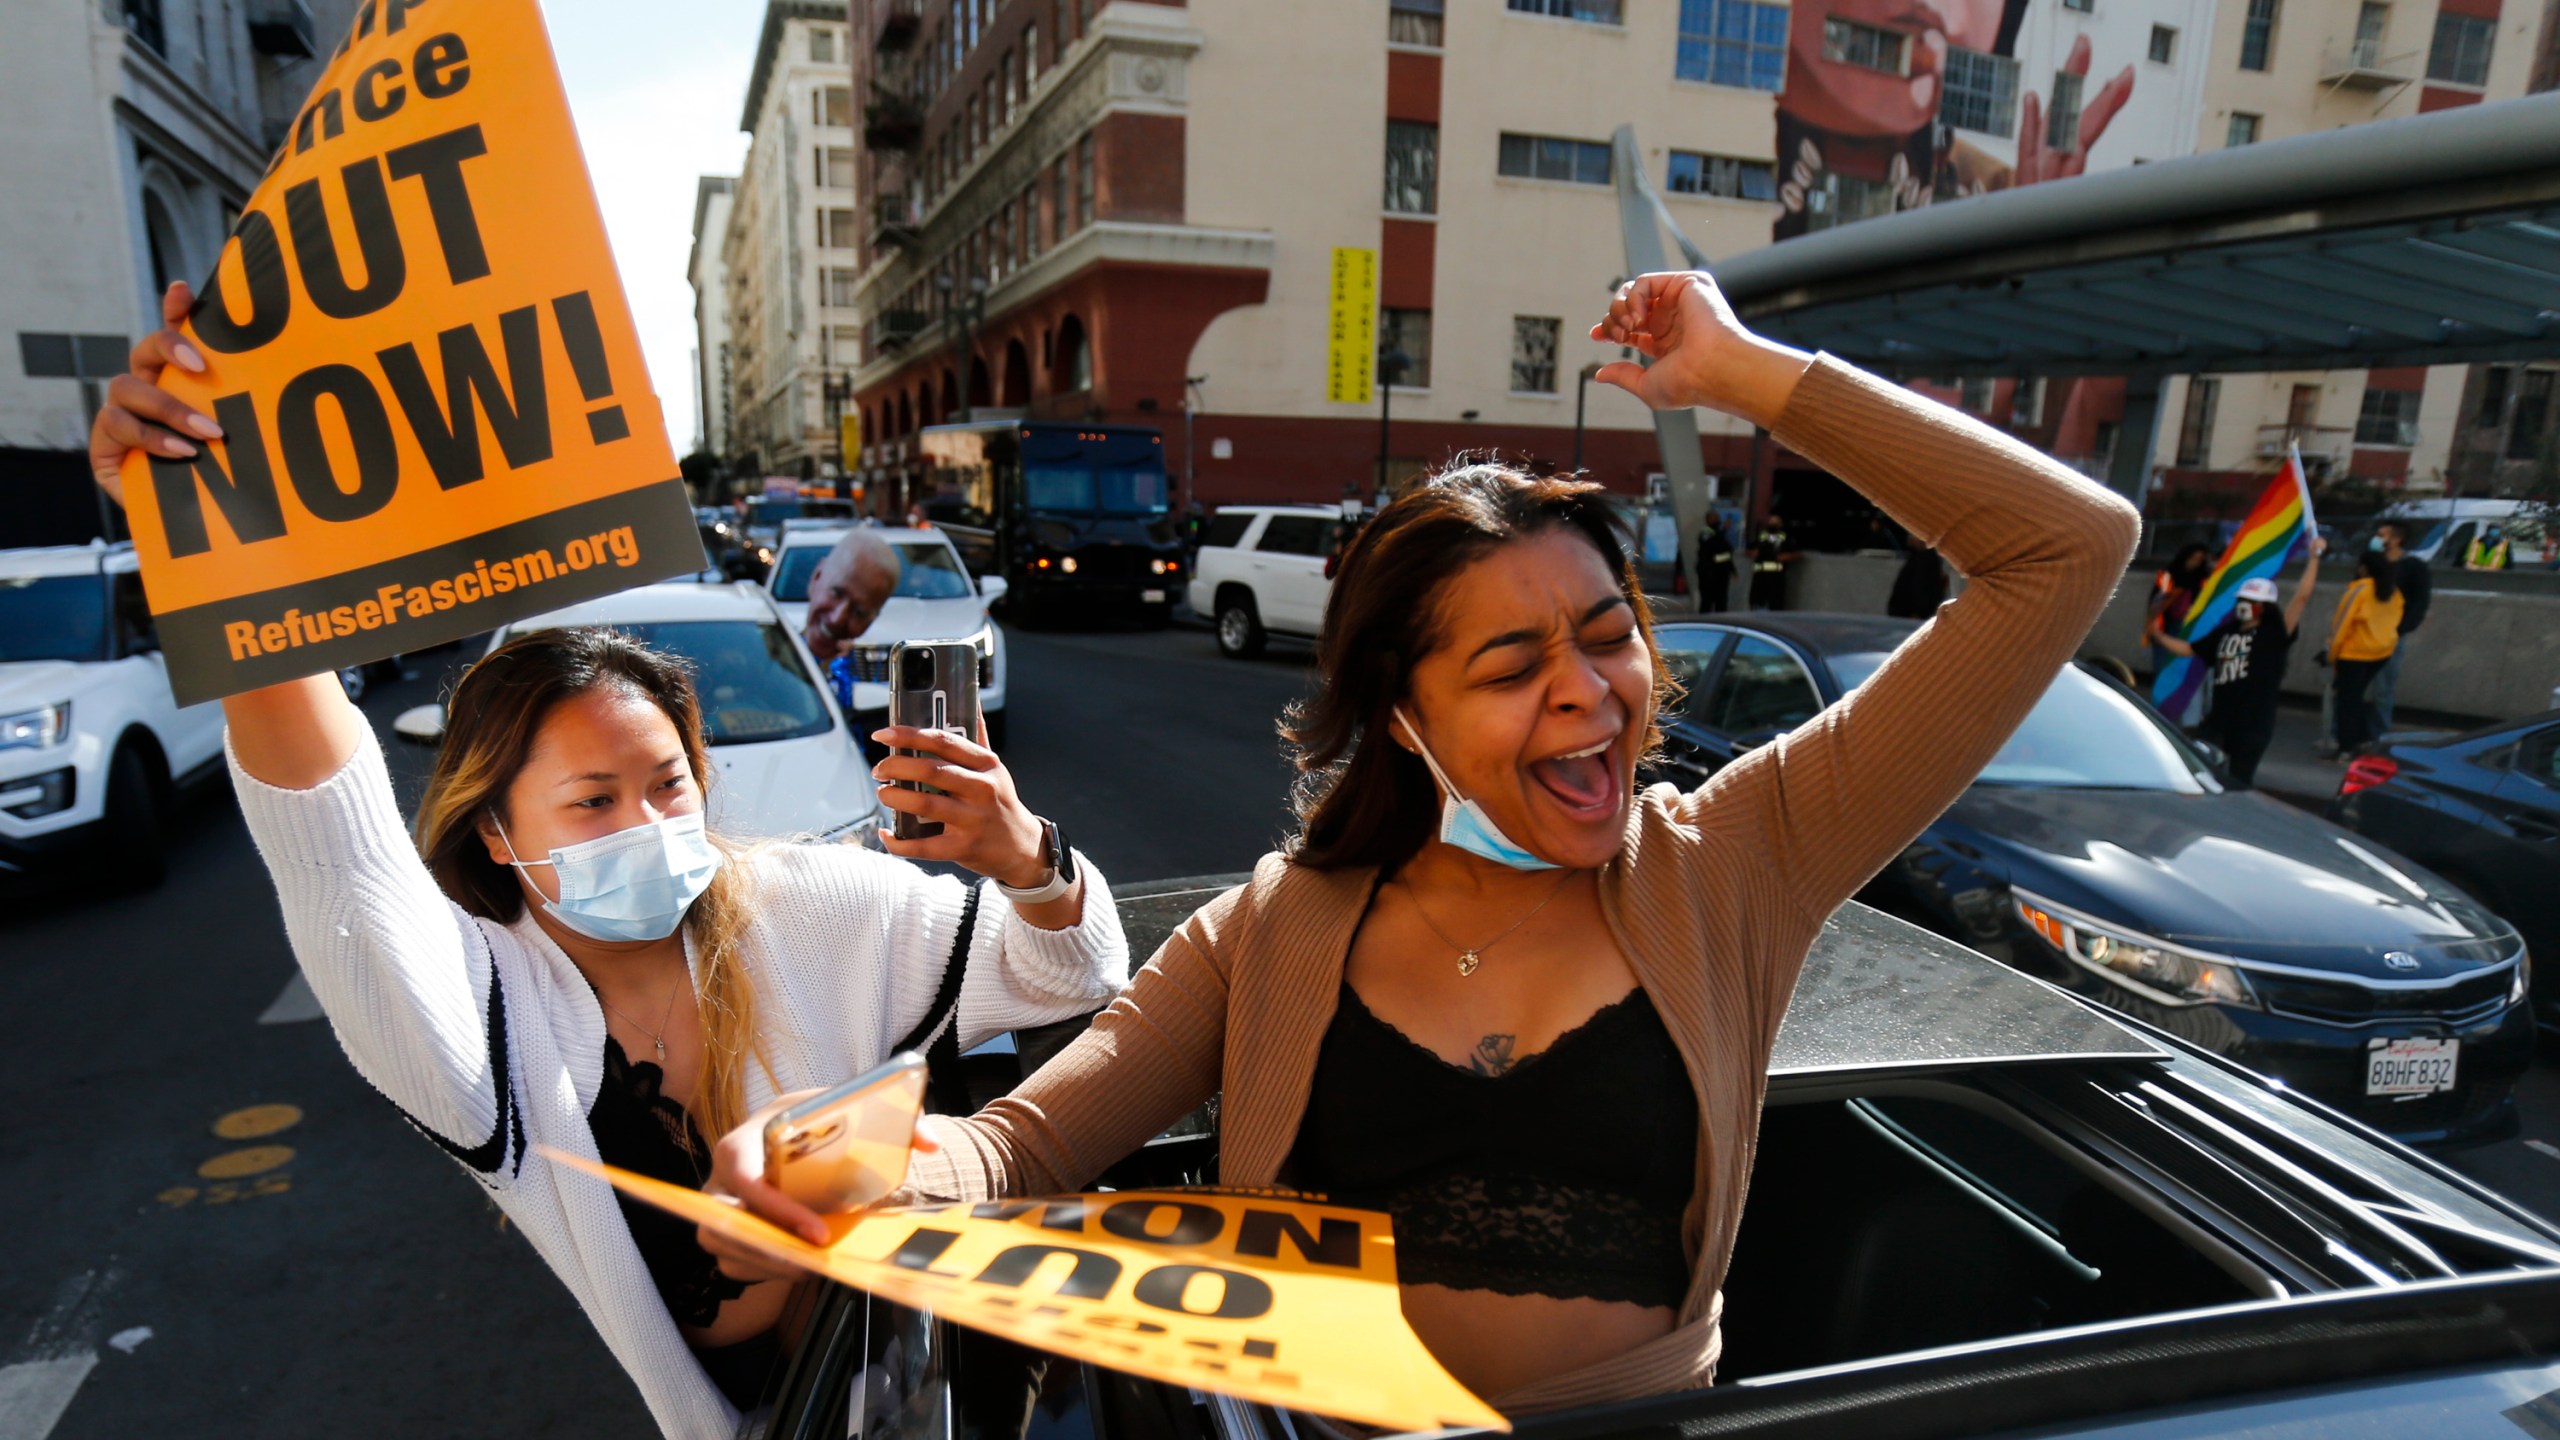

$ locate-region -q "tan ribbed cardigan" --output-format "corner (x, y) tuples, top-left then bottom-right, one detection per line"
(908, 356), (2144, 1417)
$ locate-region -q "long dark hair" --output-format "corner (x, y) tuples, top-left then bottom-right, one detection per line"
(2356, 548), (2398, 604)
(1280, 460), (1675, 872)
(413, 626), (766, 1141)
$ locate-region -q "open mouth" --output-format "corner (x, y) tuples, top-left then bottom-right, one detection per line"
(1529, 735), (1622, 819)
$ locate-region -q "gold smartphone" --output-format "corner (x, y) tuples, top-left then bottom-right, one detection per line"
(763, 1052), (929, 1214)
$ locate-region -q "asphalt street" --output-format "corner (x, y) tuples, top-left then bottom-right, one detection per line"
(3, 623), (2554, 1437)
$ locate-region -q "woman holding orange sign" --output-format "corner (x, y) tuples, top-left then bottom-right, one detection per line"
(704, 269), (2140, 1413)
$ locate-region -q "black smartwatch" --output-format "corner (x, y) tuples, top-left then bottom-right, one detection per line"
(997, 817), (1076, 902)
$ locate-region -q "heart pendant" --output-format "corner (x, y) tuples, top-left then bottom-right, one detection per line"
(1456, 951), (1481, 977)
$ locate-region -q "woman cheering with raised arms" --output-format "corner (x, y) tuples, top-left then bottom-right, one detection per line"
(708, 270), (2141, 1414)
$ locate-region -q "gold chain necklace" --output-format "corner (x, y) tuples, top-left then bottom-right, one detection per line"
(1401, 871), (1576, 977)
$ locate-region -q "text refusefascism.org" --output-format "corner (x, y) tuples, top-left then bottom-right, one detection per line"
(222, 523), (640, 660)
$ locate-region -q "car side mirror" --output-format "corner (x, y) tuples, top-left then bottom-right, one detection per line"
(978, 575), (1009, 605)
(393, 704), (447, 746)
(2190, 737), (2230, 775)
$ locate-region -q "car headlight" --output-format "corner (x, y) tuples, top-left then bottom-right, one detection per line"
(2015, 889), (2259, 1008)
(2512, 944), (2532, 1006)
(0, 704), (70, 751)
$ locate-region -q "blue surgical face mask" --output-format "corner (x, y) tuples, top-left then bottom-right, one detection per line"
(494, 810), (722, 943)
(1391, 706), (1558, 872)
(2369, 535), (2386, 552)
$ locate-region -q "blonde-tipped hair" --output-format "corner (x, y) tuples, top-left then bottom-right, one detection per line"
(412, 627), (771, 1145)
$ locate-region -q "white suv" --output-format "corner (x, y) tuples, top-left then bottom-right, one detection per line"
(0, 543), (226, 886)
(1186, 506), (1347, 658)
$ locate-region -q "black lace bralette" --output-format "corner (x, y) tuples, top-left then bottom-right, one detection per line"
(1284, 984), (1699, 1309)
(587, 1037), (751, 1332)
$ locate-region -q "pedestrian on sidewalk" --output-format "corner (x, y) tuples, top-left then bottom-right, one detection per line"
(2147, 539), (2322, 787)
(1695, 513), (1735, 612)
(81, 281), (1136, 1440)
(2368, 520), (2431, 732)
(1748, 512), (1798, 610)
(2322, 548), (2405, 754)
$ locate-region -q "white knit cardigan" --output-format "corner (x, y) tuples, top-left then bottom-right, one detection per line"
(230, 727), (1131, 1439)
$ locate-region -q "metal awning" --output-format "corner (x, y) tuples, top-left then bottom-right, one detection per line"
(1709, 92), (2560, 380)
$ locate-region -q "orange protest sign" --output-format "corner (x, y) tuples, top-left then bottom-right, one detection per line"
(543, 1150), (1509, 1434)
(115, 0), (700, 705)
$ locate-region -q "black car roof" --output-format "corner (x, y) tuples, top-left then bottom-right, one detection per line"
(1118, 879), (2166, 1075)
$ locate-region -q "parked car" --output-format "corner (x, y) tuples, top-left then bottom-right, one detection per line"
(763, 525), (1010, 748)
(1646, 614), (2532, 1145)
(1188, 505), (1347, 658)
(397, 581), (885, 842)
(2334, 710), (2560, 1028)
(2349, 498), (2551, 569)
(0, 543), (225, 886)
(744, 881), (2560, 1440)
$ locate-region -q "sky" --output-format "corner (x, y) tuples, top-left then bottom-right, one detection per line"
(544, 0), (763, 457)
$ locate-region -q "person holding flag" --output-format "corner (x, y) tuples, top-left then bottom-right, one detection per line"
(2150, 448), (2316, 731)
(2148, 538), (2323, 786)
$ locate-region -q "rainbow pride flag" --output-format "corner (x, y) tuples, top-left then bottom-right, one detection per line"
(2151, 448), (2316, 723)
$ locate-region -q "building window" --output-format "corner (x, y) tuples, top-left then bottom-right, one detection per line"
(1026, 23), (1041, 79)
(810, 25), (835, 63)
(2507, 370), (2552, 459)
(2239, 0), (2277, 71)
(1803, 173), (1897, 230)
(2009, 376), (2047, 427)
(2177, 378), (2218, 467)
(2476, 366), (2512, 428)
(1054, 157), (1071, 238)
(1002, 49), (1019, 120)
(2355, 385), (2421, 446)
(2226, 111), (2261, 146)
(1675, 0), (1788, 90)
(1823, 17), (1909, 73)
(821, 208), (859, 248)
(1076, 133), (1095, 226)
(1666, 150), (1777, 200)
(824, 267), (862, 308)
(1507, 0), (1624, 23)
(2061, 0), (2092, 11)
(1056, 0), (1073, 47)
(817, 85), (851, 127)
(122, 0), (165, 54)
(2046, 69), (2084, 150)
(2148, 24), (2177, 62)
(1021, 182), (1042, 259)
(1391, 0), (1446, 46)
(826, 325), (862, 367)
(1384, 121), (1439, 213)
(1381, 308), (1433, 388)
(1511, 316), (1561, 393)
(1497, 131), (1612, 184)
(1959, 377), (1995, 414)
(2427, 12), (2494, 85)
(818, 146), (857, 189)
(1938, 47), (2018, 135)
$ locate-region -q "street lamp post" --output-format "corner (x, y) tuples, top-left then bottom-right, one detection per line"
(1183, 374), (1207, 512)
(1573, 361), (1603, 475)
(821, 372), (852, 496)
(1375, 345), (1411, 504)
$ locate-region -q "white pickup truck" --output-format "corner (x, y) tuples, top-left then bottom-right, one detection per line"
(0, 543), (226, 887)
(1185, 505), (1349, 658)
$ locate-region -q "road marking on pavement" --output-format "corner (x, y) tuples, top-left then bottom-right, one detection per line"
(197, 1146), (294, 1180)
(1, 1270), (116, 1440)
(257, 973), (323, 1025)
(213, 1105), (301, 1140)
(2527, 1140), (2560, 1163)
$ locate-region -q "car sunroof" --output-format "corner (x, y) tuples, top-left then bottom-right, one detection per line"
(1774, 904), (2168, 1075)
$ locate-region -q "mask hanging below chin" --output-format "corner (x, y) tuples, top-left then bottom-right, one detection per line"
(1391, 706), (1559, 872)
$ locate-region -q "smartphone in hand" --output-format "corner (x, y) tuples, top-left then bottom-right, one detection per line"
(887, 639), (983, 842)
(763, 1052), (929, 1215)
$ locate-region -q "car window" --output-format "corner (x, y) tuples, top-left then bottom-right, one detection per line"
(611, 621), (832, 743)
(1702, 636), (1822, 737)
(1832, 651), (2209, 791)
(110, 571), (158, 655)
(1257, 516), (1331, 557)
(1200, 511), (1254, 549)
(2516, 726), (2560, 790)
(0, 573), (110, 663)
(767, 545), (829, 602)
(1653, 629), (1732, 728)
(890, 542), (975, 599)
(2437, 521), (2477, 566)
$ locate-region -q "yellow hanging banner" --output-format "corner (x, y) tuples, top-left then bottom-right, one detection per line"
(1325, 247), (1378, 405)
(116, 0), (701, 705)
(545, 1150), (1508, 1434)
